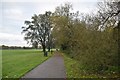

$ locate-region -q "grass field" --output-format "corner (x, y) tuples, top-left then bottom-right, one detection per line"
(2, 49), (52, 78)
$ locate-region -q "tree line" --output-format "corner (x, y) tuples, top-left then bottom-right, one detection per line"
(1, 45), (34, 49)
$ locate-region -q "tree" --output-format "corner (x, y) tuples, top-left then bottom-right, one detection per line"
(97, 0), (120, 30)
(52, 3), (75, 50)
(45, 11), (53, 52)
(22, 11), (52, 56)
(97, 0), (120, 66)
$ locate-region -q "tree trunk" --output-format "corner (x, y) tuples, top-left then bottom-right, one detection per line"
(48, 46), (50, 52)
(47, 41), (51, 52)
(42, 43), (47, 57)
(118, 21), (120, 66)
(47, 33), (51, 52)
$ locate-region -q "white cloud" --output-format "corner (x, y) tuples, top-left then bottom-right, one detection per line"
(72, 2), (98, 14)
(0, 33), (22, 40)
(3, 8), (25, 21)
(34, 1), (98, 15)
(2, 0), (100, 2)
(0, 33), (29, 47)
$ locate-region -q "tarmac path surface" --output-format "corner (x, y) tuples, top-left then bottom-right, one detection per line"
(22, 52), (66, 78)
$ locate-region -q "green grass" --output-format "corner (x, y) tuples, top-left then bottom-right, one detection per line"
(63, 53), (119, 78)
(63, 53), (81, 78)
(2, 49), (52, 78)
(63, 53), (100, 78)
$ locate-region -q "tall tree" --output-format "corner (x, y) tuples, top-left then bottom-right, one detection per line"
(22, 11), (52, 56)
(97, 0), (120, 30)
(97, 1), (120, 65)
(45, 11), (53, 52)
(52, 3), (74, 50)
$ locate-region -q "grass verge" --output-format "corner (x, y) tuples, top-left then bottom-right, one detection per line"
(63, 53), (119, 78)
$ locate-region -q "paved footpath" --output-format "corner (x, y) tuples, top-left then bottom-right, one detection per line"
(22, 52), (66, 78)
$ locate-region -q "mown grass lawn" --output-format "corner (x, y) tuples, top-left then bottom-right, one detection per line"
(2, 49), (52, 78)
(63, 53), (119, 78)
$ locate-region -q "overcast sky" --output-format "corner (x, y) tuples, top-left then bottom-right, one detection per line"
(0, 0), (100, 47)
